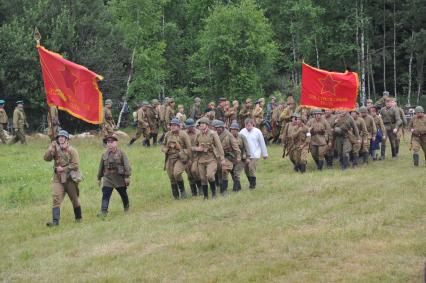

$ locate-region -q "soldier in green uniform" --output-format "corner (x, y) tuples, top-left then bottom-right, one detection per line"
(392, 99), (407, 157)
(162, 117), (192, 199)
(374, 91), (389, 109)
(229, 121), (250, 191)
(164, 98), (176, 129)
(184, 118), (202, 196)
(359, 106), (377, 164)
(282, 113), (311, 173)
(239, 98), (253, 127)
(47, 105), (60, 141)
(279, 96), (297, 141)
(44, 130), (82, 226)
(215, 98), (226, 122)
(213, 120), (241, 195)
(97, 134), (131, 216)
(158, 97), (169, 144)
(380, 97), (402, 158)
(369, 106), (386, 160)
(10, 100), (28, 145)
(0, 100), (8, 144)
(408, 106), (426, 166)
(193, 117), (225, 199)
(102, 99), (115, 137)
(324, 109), (336, 168)
(189, 97), (202, 120)
(307, 109), (332, 170)
(128, 101), (150, 146)
(333, 110), (360, 170)
(350, 109), (368, 167)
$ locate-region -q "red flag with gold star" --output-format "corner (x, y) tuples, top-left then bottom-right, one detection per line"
(300, 63), (359, 110)
(37, 45), (103, 124)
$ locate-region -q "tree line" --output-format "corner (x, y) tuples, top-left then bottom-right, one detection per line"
(0, 0), (425, 130)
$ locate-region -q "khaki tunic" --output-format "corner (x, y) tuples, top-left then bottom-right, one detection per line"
(102, 107), (115, 136)
(373, 115), (386, 139)
(350, 117), (368, 154)
(279, 106), (296, 139)
(239, 105), (253, 127)
(146, 105), (160, 134)
(307, 117), (332, 160)
(215, 106), (225, 121)
(11, 107), (27, 144)
(225, 108), (238, 128)
(132, 107), (150, 140)
(186, 128), (201, 184)
(0, 108), (7, 143)
(333, 114), (359, 156)
(218, 130), (241, 180)
(409, 115), (426, 154)
(164, 105), (175, 127)
(232, 133), (250, 181)
(162, 130), (192, 183)
(97, 149), (131, 188)
(284, 123), (311, 165)
(189, 104), (202, 120)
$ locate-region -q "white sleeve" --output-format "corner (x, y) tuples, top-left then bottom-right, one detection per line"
(257, 129), (268, 157)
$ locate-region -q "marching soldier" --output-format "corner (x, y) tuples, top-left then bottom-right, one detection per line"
(380, 97), (402, 158)
(97, 134), (131, 216)
(215, 98), (227, 122)
(392, 99), (407, 157)
(184, 118), (202, 196)
(369, 106), (386, 160)
(306, 109), (332, 170)
(102, 99), (115, 137)
(10, 100), (28, 145)
(408, 106), (426, 166)
(189, 97), (202, 120)
(282, 113), (311, 173)
(44, 130), (82, 226)
(213, 120), (241, 195)
(374, 90), (389, 109)
(359, 106), (377, 164)
(193, 117), (225, 199)
(229, 121), (250, 192)
(271, 101), (285, 144)
(128, 101), (150, 146)
(333, 110), (360, 170)
(162, 118), (192, 199)
(164, 98), (176, 127)
(147, 99), (161, 145)
(225, 100), (239, 128)
(158, 97), (169, 143)
(324, 109), (336, 168)
(350, 109), (368, 167)
(279, 96), (297, 140)
(0, 100), (8, 144)
(48, 105), (60, 141)
(239, 98), (253, 127)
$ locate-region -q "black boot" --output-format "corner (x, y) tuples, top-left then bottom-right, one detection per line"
(249, 176), (257, 189)
(190, 183), (198, 196)
(362, 152), (369, 164)
(326, 155), (333, 169)
(352, 154), (359, 168)
(233, 180), (241, 192)
(413, 154), (419, 167)
(177, 181), (187, 199)
(341, 156), (349, 170)
(128, 138), (136, 146)
(299, 163), (306, 173)
(291, 160), (299, 172)
(202, 185), (209, 199)
(220, 180), (228, 196)
(146, 139), (151, 147)
(395, 140), (400, 156)
(391, 144), (396, 158)
(380, 144), (386, 160)
(313, 158), (319, 168)
(46, 207), (60, 227)
(196, 181), (203, 196)
(171, 183), (179, 200)
(215, 173), (220, 186)
(209, 181), (217, 198)
(97, 197), (110, 217)
(318, 160), (324, 171)
(73, 206), (82, 223)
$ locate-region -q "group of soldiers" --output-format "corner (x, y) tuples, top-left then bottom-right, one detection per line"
(0, 100), (31, 144)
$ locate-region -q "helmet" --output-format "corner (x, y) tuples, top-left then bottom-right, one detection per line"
(57, 130), (69, 140)
(198, 117), (210, 125)
(213, 120), (225, 128)
(352, 108), (360, 114)
(103, 134), (118, 144)
(151, 99), (159, 105)
(311, 109), (323, 115)
(383, 91), (390, 97)
(291, 112), (301, 119)
(359, 106), (368, 113)
(194, 97), (201, 103)
(185, 118), (195, 127)
(105, 99), (112, 105)
(170, 117), (180, 125)
(229, 121), (240, 130)
(415, 106), (424, 113)
(141, 101), (149, 106)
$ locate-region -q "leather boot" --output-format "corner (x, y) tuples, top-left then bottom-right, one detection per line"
(146, 139), (151, 147)
(73, 206), (82, 223)
(202, 185), (209, 199)
(390, 143), (396, 158)
(171, 184), (179, 200)
(46, 207), (60, 227)
(318, 160), (324, 171)
(342, 156), (349, 170)
(380, 144), (386, 160)
(249, 176), (256, 189)
(209, 181), (217, 198)
(220, 180), (228, 196)
(362, 152), (369, 164)
(352, 154), (359, 168)
(190, 183), (197, 196)
(326, 155), (333, 169)
(395, 140), (400, 156)
(152, 133), (158, 145)
(128, 138), (136, 146)
(299, 163), (306, 173)
(413, 154), (419, 167)
(177, 181), (187, 199)
(196, 181), (203, 196)
(233, 180), (241, 192)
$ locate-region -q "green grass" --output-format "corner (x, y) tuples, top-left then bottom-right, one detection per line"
(0, 136), (425, 282)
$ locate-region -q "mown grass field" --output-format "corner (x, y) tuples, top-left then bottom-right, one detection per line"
(0, 135), (425, 282)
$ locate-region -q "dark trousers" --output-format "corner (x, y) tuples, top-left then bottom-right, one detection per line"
(101, 186), (129, 212)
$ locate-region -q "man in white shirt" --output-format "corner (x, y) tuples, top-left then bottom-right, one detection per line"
(239, 118), (268, 189)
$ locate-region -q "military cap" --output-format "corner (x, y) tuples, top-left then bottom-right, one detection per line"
(198, 117), (210, 125)
(258, 97), (265, 103)
(141, 101), (149, 106)
(229, 121), (240, 130)
(151, 99), (159, 105)
(168, 98), (175, 103)
(213, 119), (225, 128)
(16, 100), (24, 105)
(57, 130), (70, 140)
(0, 100), (5, 105)
(415, 106), (424, 113)
(219, 97), (227, 102)
(366, 99), (373, 104)
(311, 109), (323, 115)
(245, 98), (252, 103)
(270, 96), (276, 100)
(194, 97), (201, 103)
(103, 133), (118, 144)
(170, 117), (180, 125)
(105, 99), (112, 105)
(352, 108), (360, 114)
(291, 112), (301, 119)
(359, 106), (368, 113)
(185, 118), (195, 127)
(383, 91), (390, 97)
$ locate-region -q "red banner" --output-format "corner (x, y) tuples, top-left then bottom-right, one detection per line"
(37, 45), (103, 124)
(301, 63), (358, 110)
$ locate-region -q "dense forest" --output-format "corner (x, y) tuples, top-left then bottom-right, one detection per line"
(1, 0), (425, 129)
